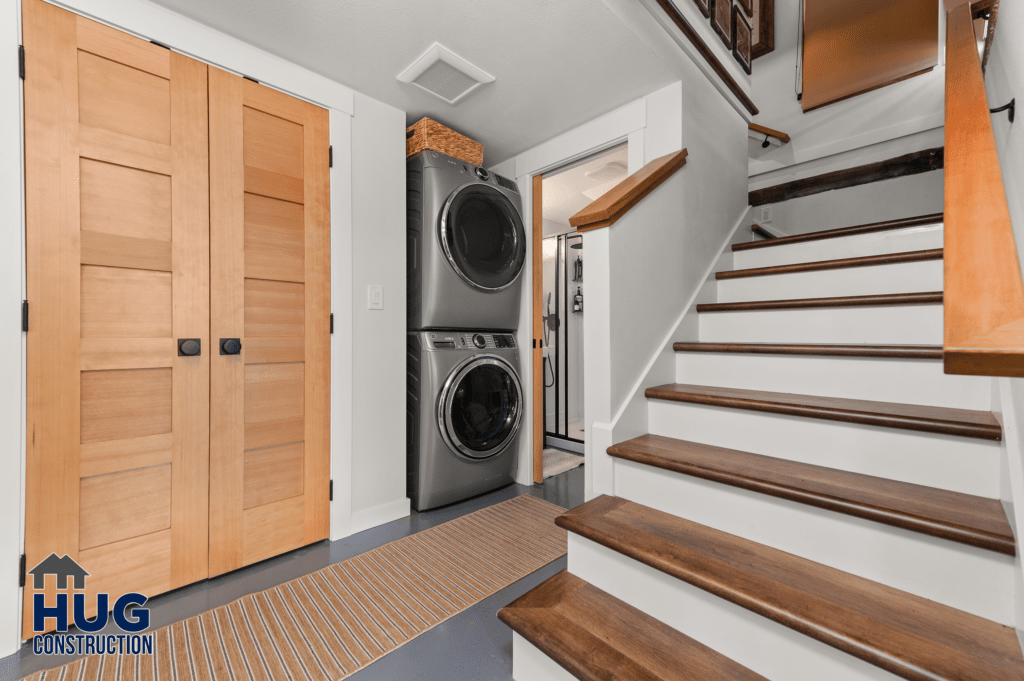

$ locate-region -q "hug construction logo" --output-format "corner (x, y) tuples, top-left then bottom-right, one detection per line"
(28, 553), (153, 656)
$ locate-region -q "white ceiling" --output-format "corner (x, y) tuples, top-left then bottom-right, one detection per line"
(543, 143), (629, 226)
(148, 0), (679, 165)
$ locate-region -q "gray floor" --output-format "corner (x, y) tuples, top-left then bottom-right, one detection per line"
(0, 466), (584, 681)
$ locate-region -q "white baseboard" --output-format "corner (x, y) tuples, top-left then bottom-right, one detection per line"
(348, 498), (411, 536)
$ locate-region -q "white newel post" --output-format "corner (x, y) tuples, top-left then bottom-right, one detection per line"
(583, 228), (615, 500)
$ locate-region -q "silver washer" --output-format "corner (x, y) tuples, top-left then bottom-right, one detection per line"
(437, 354), (523, 460)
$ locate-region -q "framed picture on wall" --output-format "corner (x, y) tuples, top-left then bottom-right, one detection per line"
(710, 0), (734, 48)
(689, 0), (710, 19)
(736, 0), (754, 18)
(751, 0), (775, 59)
(734, 5), (753, 74)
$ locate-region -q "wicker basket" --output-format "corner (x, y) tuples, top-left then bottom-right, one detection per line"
(406, 117), (483, 166)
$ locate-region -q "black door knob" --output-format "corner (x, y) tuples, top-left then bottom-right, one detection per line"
(178, 339), (201, 357)
(220, 338), (242, 355)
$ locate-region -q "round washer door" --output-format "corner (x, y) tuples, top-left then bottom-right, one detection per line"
(439, 355), (523, 459)
(439, 184), (526, 291)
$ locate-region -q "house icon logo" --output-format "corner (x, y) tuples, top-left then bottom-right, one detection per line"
(28, 553), (89, 591)
(28, 553), (153, 657)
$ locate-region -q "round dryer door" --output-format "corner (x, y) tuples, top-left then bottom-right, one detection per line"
(439, 184), (526, 291)
(439, 356), (523, 459)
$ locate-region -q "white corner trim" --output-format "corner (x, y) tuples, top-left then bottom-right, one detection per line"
(42, 0), (355, 114)
(0, 0), (25, 659)
(330, 110), (354, 542)
(349, 499), (413, 537)
(609, 205), (751, 429)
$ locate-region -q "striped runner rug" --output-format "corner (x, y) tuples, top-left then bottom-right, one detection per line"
(23, 494), (567, 681)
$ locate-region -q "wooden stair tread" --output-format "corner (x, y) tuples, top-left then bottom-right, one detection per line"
(498, 570), (767, 681)
(557, 496), (1024, 681)
(717, 248), (943, 280)
(644, 383), (1002, 440)
(696, 291), (942, 312)
(732, 213), (944, 251)
(608, 433), (1014, 554)
(672, 342), (943, 359)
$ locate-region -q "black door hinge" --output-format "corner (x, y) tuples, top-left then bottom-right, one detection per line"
(242, 75), (259, 84)
(22, 301), (28, 332)
(18, 46), (24, 80)
(329, 146), (333, 168)
(329, 480), (333, 501)
(330, 313), (334, 334)
(533, 339), (537, 349)
(19, 554), (25, 588)
(149, 39), (170, 50)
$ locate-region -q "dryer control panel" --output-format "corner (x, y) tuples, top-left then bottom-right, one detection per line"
(423, 150), (519, 194)
(426, 331), (516, 350)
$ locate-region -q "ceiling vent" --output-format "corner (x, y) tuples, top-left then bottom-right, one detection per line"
(398, 43), (494, 105)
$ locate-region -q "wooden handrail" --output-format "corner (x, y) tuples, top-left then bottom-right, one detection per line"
(943, 2), (1024, 377)
(749, 123), (790, 144)
(568, 150), (689, 232)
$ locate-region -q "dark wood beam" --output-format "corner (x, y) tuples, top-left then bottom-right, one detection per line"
(749, 147), (943, 206)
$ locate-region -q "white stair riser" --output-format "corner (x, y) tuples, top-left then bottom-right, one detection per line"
(717, 260), (942, 303)
(614, 459), (1013, 624)
(647, 400), (1001, 497)
(512, 633), (576, 681)
(732, 225), (943, 270)
(699, 304), (942, 344)
(675, 353), (990, 411)
(568, 535), (904, 681)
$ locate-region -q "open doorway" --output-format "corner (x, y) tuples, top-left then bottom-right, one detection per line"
(531, 142), (628, 483)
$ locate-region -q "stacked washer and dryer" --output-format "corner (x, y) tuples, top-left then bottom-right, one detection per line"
(406, 150), (527, 511)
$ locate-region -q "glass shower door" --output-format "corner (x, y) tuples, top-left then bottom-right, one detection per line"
(542, 233), (584, 451)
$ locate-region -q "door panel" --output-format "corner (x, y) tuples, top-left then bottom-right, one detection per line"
(209, 69), (330, 577)
(23, 0), (210, 638)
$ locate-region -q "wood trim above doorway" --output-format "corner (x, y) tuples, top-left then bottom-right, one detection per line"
(532, 175), (548, 483)
(532, 175), (544, 484)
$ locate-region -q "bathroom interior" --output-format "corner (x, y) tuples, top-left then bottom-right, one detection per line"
(539, 142), (628, 474)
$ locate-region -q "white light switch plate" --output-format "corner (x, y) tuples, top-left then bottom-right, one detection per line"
(367, 285), (384, 310)
(759, 205), (772, 223)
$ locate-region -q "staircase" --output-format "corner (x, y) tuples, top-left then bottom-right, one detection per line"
(500, 213), (1024, 680)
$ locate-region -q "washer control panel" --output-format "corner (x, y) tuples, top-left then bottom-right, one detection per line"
(426, 332), (516, 350)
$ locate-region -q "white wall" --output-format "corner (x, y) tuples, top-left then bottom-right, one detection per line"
(348, 92), (411, 533)
(607, 84), (747, 413)
(747, 127), (945, 237)
(985, 0), (1024, 283)
(759, 171), (944, 237)
(748, 0), (946, 177)
(495, 71), (746, 496)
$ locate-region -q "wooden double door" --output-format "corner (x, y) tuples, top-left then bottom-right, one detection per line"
(22, 0), (330, 638)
